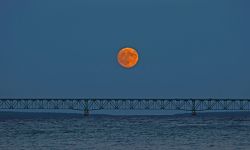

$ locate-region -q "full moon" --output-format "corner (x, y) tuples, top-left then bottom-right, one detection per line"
(117, 47), (139, 69)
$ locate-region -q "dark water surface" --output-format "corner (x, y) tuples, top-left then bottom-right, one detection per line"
(0, 112), (250, 150)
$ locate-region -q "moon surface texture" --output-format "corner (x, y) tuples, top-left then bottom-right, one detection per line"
(117, 47), (139, 69)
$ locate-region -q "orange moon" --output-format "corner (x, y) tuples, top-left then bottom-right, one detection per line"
(117, 47), (139, 69)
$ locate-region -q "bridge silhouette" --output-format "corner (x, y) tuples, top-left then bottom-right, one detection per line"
(0, 99), (250, 116)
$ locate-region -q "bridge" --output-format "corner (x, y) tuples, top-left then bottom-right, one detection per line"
(0, 99), (250, 116)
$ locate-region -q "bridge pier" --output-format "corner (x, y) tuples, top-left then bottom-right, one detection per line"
(192, 109), (197, 116)
(191, 99), (197, 116)
(84, 100), (90, 116)
(84, 108), (89, 116)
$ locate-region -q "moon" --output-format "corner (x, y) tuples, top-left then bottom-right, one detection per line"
(117, 47), (139, 69)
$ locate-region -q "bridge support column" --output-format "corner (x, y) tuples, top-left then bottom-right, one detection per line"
(191, 99), (197, 116)
(84, 108), (89, 116)
(83, 100), (90, 116)
(192, 109), (196, 116)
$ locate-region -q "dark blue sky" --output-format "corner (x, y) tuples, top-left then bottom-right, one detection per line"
(0, 0), (249, 98)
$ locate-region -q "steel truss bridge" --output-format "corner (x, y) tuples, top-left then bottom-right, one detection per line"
(0, 99), (250, 115)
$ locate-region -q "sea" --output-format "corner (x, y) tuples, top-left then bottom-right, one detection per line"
(0, 112), (250, 150)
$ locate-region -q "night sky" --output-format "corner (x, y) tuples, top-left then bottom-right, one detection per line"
(1, 0), (250, 98)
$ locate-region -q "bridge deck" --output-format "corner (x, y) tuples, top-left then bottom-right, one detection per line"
(0, 99), (250, 115)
